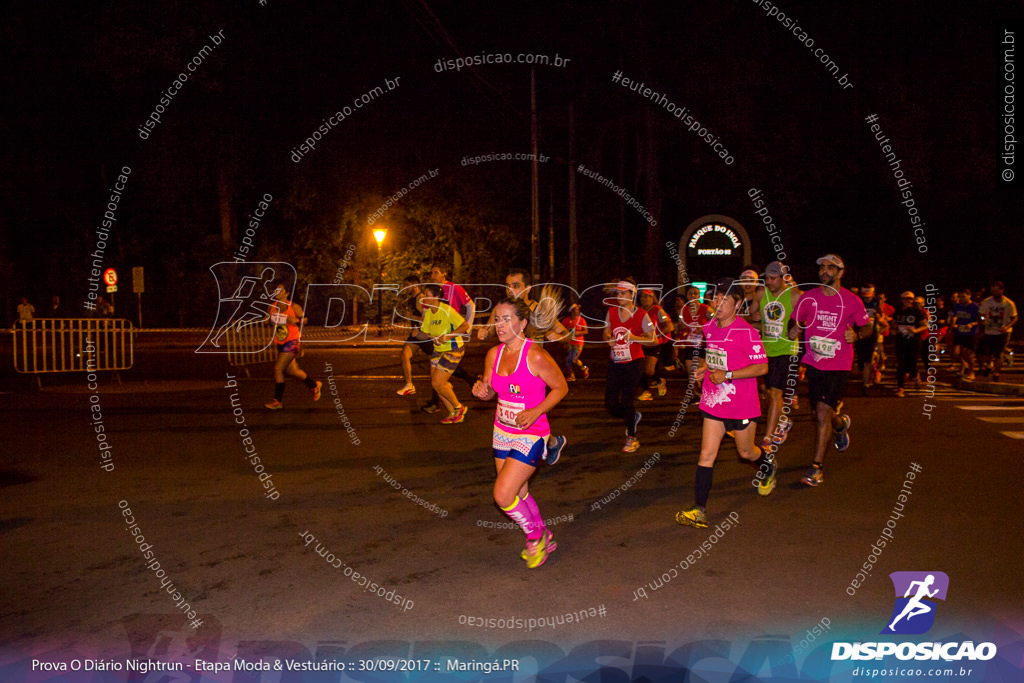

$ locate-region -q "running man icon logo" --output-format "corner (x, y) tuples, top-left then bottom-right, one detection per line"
(881, 571), (949, 635)
(197, 262), (297, 353)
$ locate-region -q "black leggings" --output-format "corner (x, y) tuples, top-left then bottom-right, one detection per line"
(605, 358), (645, 435)
(896, 337), (920, 388)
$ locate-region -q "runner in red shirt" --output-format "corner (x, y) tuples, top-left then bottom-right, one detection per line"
(637, 289), (675, 401)
(264, 283), (322, 409)
(560, 303), (589, 381)
(604, 278), (656, 453)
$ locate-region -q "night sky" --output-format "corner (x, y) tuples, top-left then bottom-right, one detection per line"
(2, 1), (1021, 326)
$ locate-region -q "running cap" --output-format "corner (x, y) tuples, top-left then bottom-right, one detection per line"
(640, 288), (655, 296)
(816, 253), (845, 269)
(763, 261), (787, 276)
(615, 281), (636, 292)
(713, 276), (738, 295)
(900, 291), (915, 299)
(739, 268), (759, 280)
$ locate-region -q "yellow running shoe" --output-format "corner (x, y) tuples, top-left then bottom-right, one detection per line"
(523, 529), (556, 568)
(674, 506), (708, 528)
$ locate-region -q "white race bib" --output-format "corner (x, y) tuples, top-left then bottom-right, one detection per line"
(497, 398), (524, 428)
(706, 347), (728, 370)
(810, 335), (839, 359)
(612, 344), (631, 362)
(763, 319), (784, 340)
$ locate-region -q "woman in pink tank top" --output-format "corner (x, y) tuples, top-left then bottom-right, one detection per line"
(472, 298), (568, 569)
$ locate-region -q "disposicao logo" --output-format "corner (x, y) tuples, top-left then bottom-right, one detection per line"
(831, 571), (997, 662)
(882, 571), (948, 635)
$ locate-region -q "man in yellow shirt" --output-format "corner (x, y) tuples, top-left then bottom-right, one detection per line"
(415, 283), (470, 423)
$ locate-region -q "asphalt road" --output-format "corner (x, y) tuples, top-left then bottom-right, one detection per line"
(4, 342), (1023, 681)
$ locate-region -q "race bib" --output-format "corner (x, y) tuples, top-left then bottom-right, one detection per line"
(898, 324), (914, 337)
(763, 319), (784, 340)
(270, 311), (288, 325)
(497, 398), (524, 428)
(809, 335), (839, 359)
(611, 344), (632, 362)
(686, 331), (703, 346)
(957, 324), (970, 334)
(706, 347), (728, 370)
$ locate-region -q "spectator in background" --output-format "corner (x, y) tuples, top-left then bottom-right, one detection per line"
(96, 295), (114, 318)
(17, 297), (35, 323)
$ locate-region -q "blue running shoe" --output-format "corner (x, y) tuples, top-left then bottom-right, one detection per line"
(546, 435), (567, 465)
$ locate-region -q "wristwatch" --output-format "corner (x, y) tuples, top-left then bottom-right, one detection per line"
(724, 370), (734, 381)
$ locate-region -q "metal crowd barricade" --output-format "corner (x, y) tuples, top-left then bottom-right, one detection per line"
(12, 318), (134, 383)
(225, 319), (277, 374)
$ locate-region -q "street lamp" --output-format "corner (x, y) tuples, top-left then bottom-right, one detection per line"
(373, 229), (387, 334)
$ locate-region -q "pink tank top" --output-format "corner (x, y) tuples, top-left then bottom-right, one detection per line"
(490, 339), (550, 437)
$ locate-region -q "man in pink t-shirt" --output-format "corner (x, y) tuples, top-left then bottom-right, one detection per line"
(430, 263), (475, 327)
(792, 254), (873, 487)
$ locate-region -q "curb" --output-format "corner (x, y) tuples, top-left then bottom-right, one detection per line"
(951, 376), (1024, 396)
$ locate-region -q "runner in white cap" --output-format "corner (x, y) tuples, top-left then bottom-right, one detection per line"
(791, 254), (873, 486)
(604, 278), (656, 453)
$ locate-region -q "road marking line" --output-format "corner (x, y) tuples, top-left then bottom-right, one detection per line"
(938, 396), (1024, 402)
(999, 431), (1024, 439)
(977, 417), (1024, 423)
(956, 406), (1024, 411)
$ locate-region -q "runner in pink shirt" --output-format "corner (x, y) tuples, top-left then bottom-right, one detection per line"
(472, 298), (568, 569)
(792, 254), (873, 487)
(676, 277), (772, 530)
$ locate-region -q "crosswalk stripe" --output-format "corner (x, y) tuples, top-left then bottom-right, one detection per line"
(1000, 431), (1024, 439)
(936, 394), (1024, 401)
(956, 406), (1024, 411)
